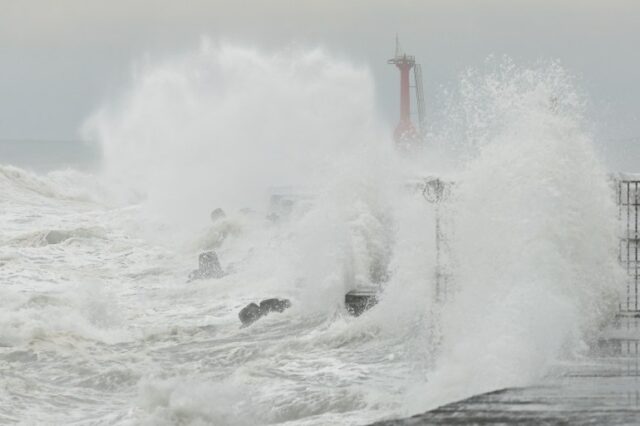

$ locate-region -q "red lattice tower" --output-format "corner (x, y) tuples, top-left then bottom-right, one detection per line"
(388, 36), (424, 146)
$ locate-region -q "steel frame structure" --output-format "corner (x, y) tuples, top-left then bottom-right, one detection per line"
(619, 177), (640, 314)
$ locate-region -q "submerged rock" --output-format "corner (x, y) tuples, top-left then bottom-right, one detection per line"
(239, 298), (291, 327)
(238, 303), (262, 326)
(44, 230), (70, 245)
(42, 228), (106, 245)
(259, 298), (291, 313)
(345, 288), (378, 316)
(188, 251), (224, 281)
(198, 215), (244, 251)
(210, 208), (226, 223)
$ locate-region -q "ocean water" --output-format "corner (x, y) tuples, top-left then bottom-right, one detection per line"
(0, 43), (624, 425)
(0, 140), (99, 173)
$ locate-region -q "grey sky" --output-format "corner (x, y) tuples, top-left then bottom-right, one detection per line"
(1, 0), (639, 169)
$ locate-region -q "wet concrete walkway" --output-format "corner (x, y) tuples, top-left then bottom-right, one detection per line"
(375, 319), (640, 425)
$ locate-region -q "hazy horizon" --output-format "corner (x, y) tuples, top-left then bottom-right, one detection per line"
(2, 0), (639, 170)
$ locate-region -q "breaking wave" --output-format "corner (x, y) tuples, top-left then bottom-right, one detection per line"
(84, 40), (392, 232)
(1, 43), (624, 425)
(405, 58), (622, 412)
(0, 164), (106, 205)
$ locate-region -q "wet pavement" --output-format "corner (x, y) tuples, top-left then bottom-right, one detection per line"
(375, 318), (640, 425)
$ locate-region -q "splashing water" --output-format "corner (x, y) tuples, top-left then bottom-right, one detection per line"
(405, 58), (622, 412)
(0, 44), (623, 425)
(84, 40), (391, 231)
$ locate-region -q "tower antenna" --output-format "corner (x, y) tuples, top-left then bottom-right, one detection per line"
(388, 36), (424, 146)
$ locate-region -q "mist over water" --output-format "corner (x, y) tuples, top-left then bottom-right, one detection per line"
(84, 41), (391, 232)
(0, 42), (623, 424)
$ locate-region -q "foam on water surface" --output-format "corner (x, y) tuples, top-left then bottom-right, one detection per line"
(0, 44), (624, 424)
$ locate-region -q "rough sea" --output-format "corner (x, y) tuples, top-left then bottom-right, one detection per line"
(0, 42), (624, 425)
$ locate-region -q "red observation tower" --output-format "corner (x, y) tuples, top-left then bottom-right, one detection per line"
(388, 37), (425, 146)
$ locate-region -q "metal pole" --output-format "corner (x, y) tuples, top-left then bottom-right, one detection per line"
(635, 182), (638, 311)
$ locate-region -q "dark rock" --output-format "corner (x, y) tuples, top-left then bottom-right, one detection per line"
(199, 251), (223, 276)
(239, 303), (262, 326)
(210, 208), (226, 223)
(345, 289), (378, 316)
(42, 228), (105, 245)
(259, 298), (291, 313)
(239, 298), (292, 327)
(188, 251), (224, 282)
(44, 230), (70, 245)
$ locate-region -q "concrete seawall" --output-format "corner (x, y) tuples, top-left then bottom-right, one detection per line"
(373, 318), (640, 425)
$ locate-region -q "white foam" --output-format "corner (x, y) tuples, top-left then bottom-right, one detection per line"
(0, 47), (626, 425)
(406, 58), (623, 413)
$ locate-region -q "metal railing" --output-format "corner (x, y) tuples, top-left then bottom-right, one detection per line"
(618, 177), (640, 314)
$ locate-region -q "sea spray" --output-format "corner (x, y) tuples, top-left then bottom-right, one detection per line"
(406, 59), (622, 412)
(84, 40), (389, 234)
(72, 44), (626, 424)
(84, 39), (403, 312)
